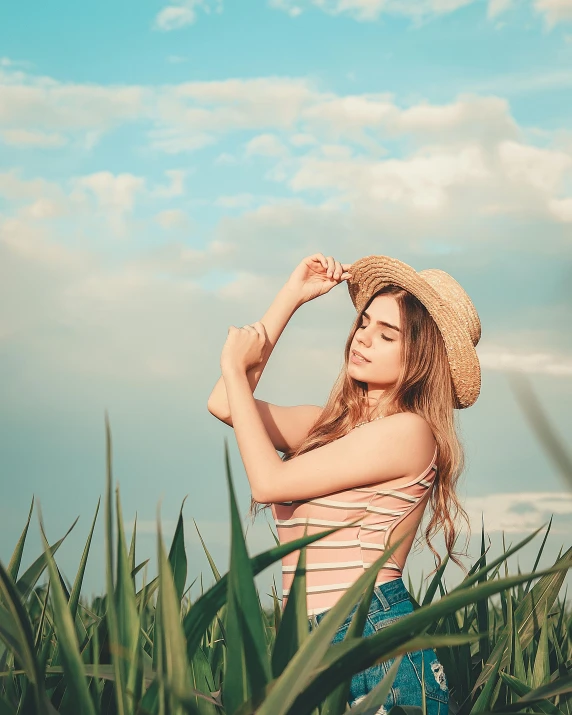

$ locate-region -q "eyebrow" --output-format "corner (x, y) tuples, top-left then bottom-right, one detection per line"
(362, 311), (401, 333)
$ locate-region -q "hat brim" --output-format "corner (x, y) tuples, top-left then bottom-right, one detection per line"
(347, 255), (481, 409)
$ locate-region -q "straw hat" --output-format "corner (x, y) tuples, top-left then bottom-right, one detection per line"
(347, 255), (481, 409)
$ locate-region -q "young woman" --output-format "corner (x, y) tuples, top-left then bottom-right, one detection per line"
(208, 252), (481, 713)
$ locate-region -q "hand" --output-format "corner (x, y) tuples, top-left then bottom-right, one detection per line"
(286, 253), (353, 305)
(220, 320), (269, 374)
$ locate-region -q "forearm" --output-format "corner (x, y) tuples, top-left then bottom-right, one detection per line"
(207, 282), (303, 417)
(221, 366), (283, 501)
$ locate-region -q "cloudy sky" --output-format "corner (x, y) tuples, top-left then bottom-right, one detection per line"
(1, 0), (571, 604)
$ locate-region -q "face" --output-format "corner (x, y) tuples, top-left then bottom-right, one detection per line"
(348, 295), (402, 390)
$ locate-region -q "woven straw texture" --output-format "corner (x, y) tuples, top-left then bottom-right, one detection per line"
(346, 255), (481, 409)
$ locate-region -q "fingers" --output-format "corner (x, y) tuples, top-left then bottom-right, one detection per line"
(311, 253), (353, 280)
(243, 322), (266, 340)
(313, 253), (328, 271)
(325, 255), (335, 278)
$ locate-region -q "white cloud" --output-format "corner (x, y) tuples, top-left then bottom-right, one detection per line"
(487, 0), (512, 17)
(215, 194), (255, 208)
(155, 6), (198, 30)
(270, 0), (572, 25)
(269, 0), (304, 16)
(270, 0), (477, 21)
(154, 209), (190, 229)
(534, 0), (572, 26)
(0, 73), (147, 133)
(549, 197), (572, 222)
(154, 0), (223, 31)
(289, 144), (490, 211)
(479, 345), (572, 376)
(1, 129), (67, 148)
(245, 133), (289, 157)
(290, 133), (318, 147)
(147, 128), (216, 154)
(151, 169), (187, 198)
(465, 492), (572, 533)
(76, 172), (145, 213)
(498, 141), (572, 193)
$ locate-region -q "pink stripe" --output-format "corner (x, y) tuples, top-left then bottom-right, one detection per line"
(271, 448), (438, 614)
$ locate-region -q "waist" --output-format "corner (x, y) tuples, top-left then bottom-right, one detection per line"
(307, 577), (411, 625)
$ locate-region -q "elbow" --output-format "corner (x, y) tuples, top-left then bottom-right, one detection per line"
(251, 487), (270, 504)
(251, 479), (277, 504)
(207, 399), (229, 420)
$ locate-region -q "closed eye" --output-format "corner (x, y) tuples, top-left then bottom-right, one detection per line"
(358, 325), (394, 342)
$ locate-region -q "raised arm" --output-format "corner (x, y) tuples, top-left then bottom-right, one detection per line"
(207, 282), (303, 419)
(208, 253), (352, 420)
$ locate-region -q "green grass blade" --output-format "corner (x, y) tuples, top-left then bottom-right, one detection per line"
(531, 601), (551, 690)
(188, 646), (220, 715)
(500, 673), (563, 715)
(5, 498), (34, 584)
(157, 508), (193, 713)
(349, 656), (404, 714)
(14, 516), (79, 603)
(103, 413), (128, 715)
(168, 499), (188, 603)
(421, 554), (450, 608)
(182, 513), (363, 661)
(476, 518), (490, 667)
(271, 538), (308, 679)
(525, 518), (553, 597)
(0, 563), (44, 712)
(469, 644), (504, 714)
(287, 565), (571, 715)
(69, 497), (101, 623)
(0, 693), (18, 715)
(451, 527), (545, 595)
(473, 546), (572, 692)
(115, 485), (143, 711)
(256, 535), (407, 715)
(515, 674), (572, 705)
(128, 513), (137, 578)
(320, 577), (377, 715)
(38, 505), (97, 715)
(193, 519), (221, 582)
(222, 437), (271, 714)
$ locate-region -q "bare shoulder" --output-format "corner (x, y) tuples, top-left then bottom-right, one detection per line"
(373, 412), (436, 475)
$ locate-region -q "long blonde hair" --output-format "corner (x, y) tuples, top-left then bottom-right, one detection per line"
(248, 284), (470, 569)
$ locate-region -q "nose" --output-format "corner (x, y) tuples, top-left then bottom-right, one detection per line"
(356, 326), (372, 347)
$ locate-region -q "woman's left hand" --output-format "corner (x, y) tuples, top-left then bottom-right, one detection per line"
(221, 321), (269, 373)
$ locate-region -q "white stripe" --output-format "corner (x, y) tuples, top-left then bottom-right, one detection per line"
(284, 577), (397, 596)
(359, 542), (385, 550)
(307, 540), (361, 548)
(308, 497), (371, 509)
(283, 560), (364, 572)
(284, 582), (355, 595)
(374, 490), (418, 503)
(360, 524), (389, 531)
(275, 517), (353, 528)
(419, 479), (432, 488)
(366, 505), (405, 516)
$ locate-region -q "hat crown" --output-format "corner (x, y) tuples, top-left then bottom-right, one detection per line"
(418, 268), (481, 347)
(346, 254), (482, 408)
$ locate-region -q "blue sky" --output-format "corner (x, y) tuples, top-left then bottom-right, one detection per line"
(1, 0), (571, 604)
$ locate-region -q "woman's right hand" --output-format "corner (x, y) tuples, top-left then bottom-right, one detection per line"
(286, 253), (353, 304)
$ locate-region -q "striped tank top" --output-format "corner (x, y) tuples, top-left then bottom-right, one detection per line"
(270, 416), (438, 616)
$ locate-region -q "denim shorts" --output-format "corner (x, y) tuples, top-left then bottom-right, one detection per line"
(308, 578), (449, 714)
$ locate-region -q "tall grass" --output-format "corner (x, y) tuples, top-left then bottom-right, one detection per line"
(0, 379), (571, 714)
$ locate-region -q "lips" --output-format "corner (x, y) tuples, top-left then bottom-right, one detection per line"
(352, 350), (370, 362)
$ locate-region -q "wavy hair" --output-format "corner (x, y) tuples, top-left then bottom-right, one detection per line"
(248, 284), (470, 569)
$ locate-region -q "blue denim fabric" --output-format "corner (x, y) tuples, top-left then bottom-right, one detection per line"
(308, 579), (449, 714)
